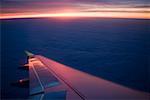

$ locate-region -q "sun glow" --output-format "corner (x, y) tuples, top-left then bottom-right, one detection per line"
(1, 1), (150, 19)
(1, 11), (150, 19)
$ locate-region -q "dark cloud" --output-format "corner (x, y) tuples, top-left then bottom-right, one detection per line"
(83, 10), (150, 13)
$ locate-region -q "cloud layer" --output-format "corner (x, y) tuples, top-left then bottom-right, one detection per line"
(1, 0), (150, 19)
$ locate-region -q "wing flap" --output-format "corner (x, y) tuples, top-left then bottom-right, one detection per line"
(30, 67), (44, 95)
(30, 91), (66, 100)
(29, 57), (60, 96)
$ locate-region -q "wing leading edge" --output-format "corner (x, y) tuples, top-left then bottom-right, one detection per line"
(28, 53), (149, 100)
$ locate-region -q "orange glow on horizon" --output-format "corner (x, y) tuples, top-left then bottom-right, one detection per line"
(1, 1), (150, 20)
(1, 12), (150, 19)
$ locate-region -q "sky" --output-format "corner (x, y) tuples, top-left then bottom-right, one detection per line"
(1, 0), (150, 19)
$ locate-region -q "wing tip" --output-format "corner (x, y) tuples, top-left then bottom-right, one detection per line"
(25, 50), (34, 57)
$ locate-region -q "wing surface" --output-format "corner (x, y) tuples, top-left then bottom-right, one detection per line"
(28, 54), (149, 100)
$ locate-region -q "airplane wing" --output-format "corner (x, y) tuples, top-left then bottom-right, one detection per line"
(26, 52), (149, 100)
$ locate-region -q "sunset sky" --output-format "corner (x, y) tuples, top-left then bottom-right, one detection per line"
(1, 0), (150, 19)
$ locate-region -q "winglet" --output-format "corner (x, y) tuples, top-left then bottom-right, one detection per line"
(25, 51), (34, 57)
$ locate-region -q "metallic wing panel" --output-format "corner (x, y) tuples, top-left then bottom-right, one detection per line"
(28, 54), (150, 100)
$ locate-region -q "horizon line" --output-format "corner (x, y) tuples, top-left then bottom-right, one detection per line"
(1, 12), (150, 20)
